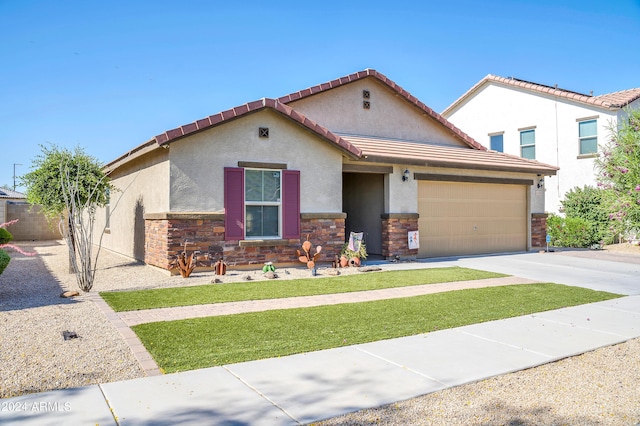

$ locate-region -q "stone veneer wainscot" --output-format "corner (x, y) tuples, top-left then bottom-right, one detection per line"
(144, 212), (346, 271)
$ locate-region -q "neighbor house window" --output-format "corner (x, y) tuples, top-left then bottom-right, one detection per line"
(578, 119), (598, 155)
(520, 129), (535, 159)
(489, 134), (504, 152)
(224, 167), (300, 240)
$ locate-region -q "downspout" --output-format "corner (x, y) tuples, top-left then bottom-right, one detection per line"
(554, 99), (561, 211)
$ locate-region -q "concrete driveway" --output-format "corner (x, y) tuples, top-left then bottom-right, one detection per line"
(427, 249), (640, 296)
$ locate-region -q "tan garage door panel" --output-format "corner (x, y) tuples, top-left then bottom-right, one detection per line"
(418, 181), (527, 257)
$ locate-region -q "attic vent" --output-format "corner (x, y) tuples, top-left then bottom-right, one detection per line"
(363, 101), (371, 110)
(259, 127), (269, 138)
(362, 90), (370, 99)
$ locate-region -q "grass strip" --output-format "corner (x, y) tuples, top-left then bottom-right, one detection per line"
(132, 283), (621, 373)
(101, 267), (505, 312)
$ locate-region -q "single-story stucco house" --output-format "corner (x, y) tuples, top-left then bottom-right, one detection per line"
(99, 69), (558, 271)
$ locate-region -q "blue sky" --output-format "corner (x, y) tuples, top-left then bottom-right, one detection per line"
(2, 0), (639, 191)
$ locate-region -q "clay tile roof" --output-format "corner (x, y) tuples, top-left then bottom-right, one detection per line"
(443, 75), (640, 115)
(152, 98), (361, 159)
(277, 69), (487, 151)
(341, 134), (558, 175)
(594, 88), (640, 108)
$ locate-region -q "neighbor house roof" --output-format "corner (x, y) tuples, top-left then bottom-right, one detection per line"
(443, 74), (640, 116)
(341, 134), (558, 175)
(0, 188), (26, 199)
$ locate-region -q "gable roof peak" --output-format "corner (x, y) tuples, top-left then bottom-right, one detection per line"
(276, 69), (486, 151)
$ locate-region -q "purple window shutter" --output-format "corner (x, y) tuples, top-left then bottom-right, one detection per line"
(282, 170), (300, 239)
(224, 167), (244, 240)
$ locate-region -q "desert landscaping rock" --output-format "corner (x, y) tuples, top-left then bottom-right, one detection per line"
(60, 290), (80, 298)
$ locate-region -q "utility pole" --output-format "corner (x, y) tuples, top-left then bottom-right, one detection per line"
(13, 163), (22, 191)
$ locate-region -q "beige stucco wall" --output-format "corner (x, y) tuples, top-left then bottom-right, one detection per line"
(169, 109), (344, 213)
(347, 161), (544, 215)
(98, 148), (169, 260)
(288, 78), (467, 147)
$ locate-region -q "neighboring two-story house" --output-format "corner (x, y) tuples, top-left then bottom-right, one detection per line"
(442, 75), (640, 214)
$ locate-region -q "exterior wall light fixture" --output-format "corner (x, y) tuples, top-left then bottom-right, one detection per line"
(402, 169), (410, 182)
(537, 177), (545, 189)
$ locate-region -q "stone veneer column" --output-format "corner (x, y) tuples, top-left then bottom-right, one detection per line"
(381, 213), (419, 260)
(531, 213), (548, 249)
(300, 213), (346, 263)
(144, 216), (170, 269)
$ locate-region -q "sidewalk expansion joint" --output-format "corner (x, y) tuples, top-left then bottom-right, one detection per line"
(354, 346), (449, 387)
(222, 366), (301, 425)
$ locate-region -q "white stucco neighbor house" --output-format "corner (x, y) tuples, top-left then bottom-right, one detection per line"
(99, 70), (558, 271)
(442, 75), (640, 214)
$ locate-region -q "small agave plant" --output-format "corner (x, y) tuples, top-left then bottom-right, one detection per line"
(297, 235), (322, 271)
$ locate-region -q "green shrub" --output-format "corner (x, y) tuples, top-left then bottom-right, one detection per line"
(0, 227), (12, 245)
(561, 186), (612, 244)
(547, 214), (598, 248)
(0, 249), (10, 276)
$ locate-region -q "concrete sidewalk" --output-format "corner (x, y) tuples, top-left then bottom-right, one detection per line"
(2, 250), (639, 425)
(2, 294), (639, 425)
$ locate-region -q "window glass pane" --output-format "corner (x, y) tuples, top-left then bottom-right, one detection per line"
(263, 171), (281, 202)
(521, 145), (535, 159)
(262, 205), (279, 236)
(245, 170), (281, 202)
(245, 170), (263, 201)
(490, 134), (503, 152)
(580, 137), (598, 155)
(245, 205), (279, 237)
(579, 120), (597, 137)
(520, 130), (535, 145)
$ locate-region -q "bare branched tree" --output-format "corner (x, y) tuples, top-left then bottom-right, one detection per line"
(21, 144), (116, 292)
(58, 160), (106, 291)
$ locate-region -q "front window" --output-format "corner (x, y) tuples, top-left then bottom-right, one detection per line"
(520, 129), (535, 159)
(245, 169), (281, 238)
(578, 119), (597, 155)
(490, 134), (504, 152)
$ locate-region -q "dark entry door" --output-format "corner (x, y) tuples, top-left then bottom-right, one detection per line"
(342, 173), (384, 255)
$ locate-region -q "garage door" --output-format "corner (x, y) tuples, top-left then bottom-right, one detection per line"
(418, 181), (527, 257)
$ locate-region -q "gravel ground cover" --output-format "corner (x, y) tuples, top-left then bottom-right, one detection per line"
(316, 338), (640, 426)
(1, 241), (639, 426)
(0, 241), (364, 398)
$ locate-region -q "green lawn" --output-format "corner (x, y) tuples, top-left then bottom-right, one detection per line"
(132, 283), (621, 373)
(101, 267), (505, 312)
